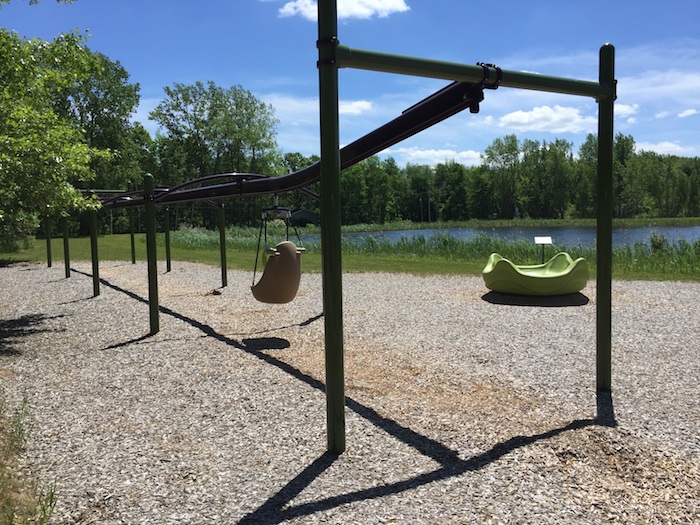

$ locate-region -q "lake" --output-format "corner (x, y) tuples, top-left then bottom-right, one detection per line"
(303, 225), (700, 248)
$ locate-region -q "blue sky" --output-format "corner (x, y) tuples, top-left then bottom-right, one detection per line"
(3, 0), (700, 167)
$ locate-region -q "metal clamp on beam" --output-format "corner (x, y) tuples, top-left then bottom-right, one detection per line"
(477, 62), (502, 89)
(316, 36), (339, 49)
(317, 36), (339, 68)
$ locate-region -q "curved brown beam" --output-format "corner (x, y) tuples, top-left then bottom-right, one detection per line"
(102, 81), (484, 209)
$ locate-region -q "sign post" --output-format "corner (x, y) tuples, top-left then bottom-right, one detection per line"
(534, 236), (553, 264)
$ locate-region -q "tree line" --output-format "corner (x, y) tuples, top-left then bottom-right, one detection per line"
(2, 20), (699, 250)
(335, 133), (700, 224)
(98, 131), (700, 238)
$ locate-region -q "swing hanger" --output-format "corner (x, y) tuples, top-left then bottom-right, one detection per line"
(261, 194), (292, 221)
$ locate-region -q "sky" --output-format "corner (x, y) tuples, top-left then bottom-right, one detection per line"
(3, 0), (700, 167)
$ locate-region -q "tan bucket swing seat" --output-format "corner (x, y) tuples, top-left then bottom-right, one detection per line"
(251, 241), (304, 304)
(250, 205), (305, 304)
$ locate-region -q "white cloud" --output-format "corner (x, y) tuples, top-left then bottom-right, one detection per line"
(618, 71), (700, 109)
(616, 103), (639, 125)
(261, 93), (318, 125)
(498, 105), (596, 133)
(384, 146), (482, 167)
(678, 108), (698, 118)
(616, 103), (639, 117)
(339, 100), (372, 115)
(655, 111), (670, 119)
(636, 141), (686, 155)
(278, 0), (316, 19)
(279, 0), (410, 21)
(263, 93), (374, 120)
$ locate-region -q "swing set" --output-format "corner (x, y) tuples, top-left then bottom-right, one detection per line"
(58, 0), (615, 456)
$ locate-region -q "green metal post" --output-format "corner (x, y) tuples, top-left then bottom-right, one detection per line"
(165, 207), (172, 273)
(129, 209), (136, 264)
(218, 203), (227, 288)
(89, 210), (100, 297)
(45, 216), (52, 268)
(596, 44), (616, 391)
(144, 174), (160, 334)
(62, 216), (70, 278)
(318, 0), (346, 454)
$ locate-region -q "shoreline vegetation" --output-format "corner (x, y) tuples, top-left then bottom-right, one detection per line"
(2, 218), (699, 281)
(312, 216), (700, 233)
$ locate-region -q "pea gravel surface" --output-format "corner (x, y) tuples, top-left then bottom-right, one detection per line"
(1, 261), (698, 524)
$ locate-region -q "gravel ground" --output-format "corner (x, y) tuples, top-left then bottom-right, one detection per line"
(1, 260), (698, 524)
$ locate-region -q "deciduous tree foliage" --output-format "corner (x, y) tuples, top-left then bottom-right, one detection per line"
(0, 29), (104, 249)
(0, 21), (151, 247)
(149, 81), (280, 181)
(52, 51), (145, 191)
(483, 134), (520, 218)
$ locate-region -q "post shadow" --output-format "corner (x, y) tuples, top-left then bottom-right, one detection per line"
(595, 389), (617, 427)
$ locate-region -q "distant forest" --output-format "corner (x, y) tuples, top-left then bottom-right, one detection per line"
(334, 132), (700, 224)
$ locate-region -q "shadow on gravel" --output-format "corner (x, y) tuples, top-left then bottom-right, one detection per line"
(100, 333), (155, 351)
(241, 337), (291, 351)
(76, 270), (616, 524)
(0, 313), (64, 356)
(482, 291), (589, 307)
(240, 390), (617, 524)
(0, 260), (31, 268)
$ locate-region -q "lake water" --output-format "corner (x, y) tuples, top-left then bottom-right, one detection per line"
(303, 225), (700, 248)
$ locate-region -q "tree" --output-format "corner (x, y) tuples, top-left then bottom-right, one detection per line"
(433, 161), (469, 220)
(613, 133), (636, 217)
(149, 81), (280, 183)
(518, 138), (543, 217)
(363, 156), (389, 223)
(483, 134), (520, 218)
(681, 157), (700, 216)
(0, 29), (104, 249)
(382, 157), (406, 222)
(524, 138), (574, 219)
(340, 163), (368, 224)
(280, 152), (320, 214)
(52, 51), (143, 191)
(402, 164), (434, 222)
(572, 133), (597, 218)
(465, 166), (493, 219)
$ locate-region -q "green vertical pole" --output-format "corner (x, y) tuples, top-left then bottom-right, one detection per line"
(318, 0), (346, 454)
(218, 203), (228, 288)
(165, 207), (172, 273)
(144, 174), (160, 334)
(62, 216), (70, 278)
(129, 209), (136, 264)
(596, 44), (616, 391)
(89, 210), (100, 297)
(45, 216), (52, 268)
